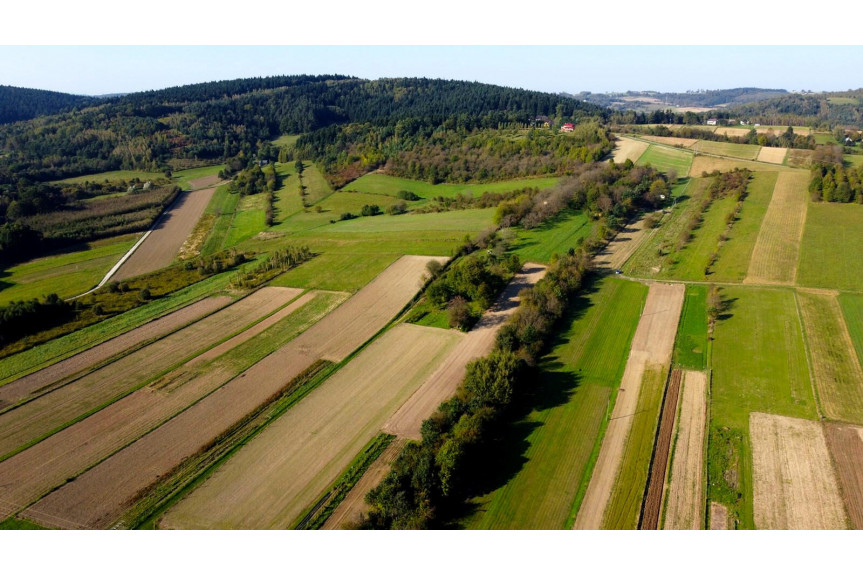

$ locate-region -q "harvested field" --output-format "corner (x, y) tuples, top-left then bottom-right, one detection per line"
(750, 412), (847, 530)
(0, 291), (341, 524)
(756, 147), (788, 164)
(0, 287), (296, 459)
(709, 503), (729, 530)
(690, 155), (792, 175)
(744, 171), (809, 284)
(160, 324), (461, 529)
(383, 263), (547, 439)
(22, 256), (438, 529)
(692, 140), (761, 160)
(112, 186), (217, 281)
(0, 296), (231, 411)
(574, 282), (684, 530)
(593, 217), (650, 271)
(663, 370), (707, 530)
(797, 290), (863, 424)
(641, 369), (682, 530)
(713, 127), (751, 138)
(639, 135), (697, 148)
(610, 137), (649, 164)
(321, 438), (406, 530)
(824, 423), (863, 529)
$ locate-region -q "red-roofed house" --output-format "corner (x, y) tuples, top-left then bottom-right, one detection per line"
(560, 123), (575, 133)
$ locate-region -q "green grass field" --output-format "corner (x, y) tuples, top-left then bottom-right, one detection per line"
(465, 277), (648, 529)
(223, 193), (268, 248)
(709, 286), (817, 529)
(813, 133), (839, 145)
(0, 234), (138, 305)
(636, 144), (694, 177)
(602, 365), (666, 529)
(272, 163), (304, 224)
(669, 194), (737, 281)
(200, 184), (241, 255)
(322, 208), (495, 234)
(839, 293), (863, 373)
(345, 173), (560, 200)
(797, 202), (863, 291)
(173, 165), (224, 190)
(692, 140), (761, 161)
(845, 154), (863, 167)
(510, 210), (592, 264)
(300, 162), (335, 205)
(673, 284), (708, 370)
(53, 170), (165, 185)
(272, 134), (301, 147)
(709, 172), (777, 281)
(270, 253), (400, 293)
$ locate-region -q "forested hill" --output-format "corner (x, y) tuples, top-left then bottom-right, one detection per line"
(0, 85), (94, 124)
(728, 90), (863, 128)
(0, 75), (607, 181)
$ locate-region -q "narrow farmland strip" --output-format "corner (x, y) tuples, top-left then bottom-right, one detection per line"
(593, 217), (650, 272)
(640, 368), (682, 529)
(610, 136), (649, 164)
(22, 255), (440, 529)
(824, 423), (863, 529)
(662, 370), (708, 530)
(574, 282), (684, 530)
(0, 296), (231, 410)
(744, 171), (809, 284)
(0, 287), (299, 459)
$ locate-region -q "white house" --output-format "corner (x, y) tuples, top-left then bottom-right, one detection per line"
(707, 118), (718, 126)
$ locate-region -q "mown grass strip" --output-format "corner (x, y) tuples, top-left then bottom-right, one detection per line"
(673, 284), (708, 371)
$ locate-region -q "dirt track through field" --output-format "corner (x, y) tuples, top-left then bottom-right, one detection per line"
(160, 324), (460, 529)
(111, 186), (217, 281)
(750, 412), (847, 529)
(383, 263), (547, 439)
(321, 438), (407, 530)
(756, 147), (788, 164)
(0, 296), (230, 410)
(663, 370), (707, 530)
(594, 217), (651, 271)
(745, 171), (809, 284)
(22, 256), (441, 529)
(824, 423), (863, 529)
(640, 369), (682, 529)
(611, 137), (649, 164)
(0, 288), (295, 459)
(574, 282), (684, 530)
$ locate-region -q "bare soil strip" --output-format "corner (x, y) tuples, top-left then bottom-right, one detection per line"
(321, 438), (407, 530)
(709, 502), (729, 530)
(23, 256), (440, 529)
(574, 282), (685, 530)
(639, 135), (698, 148)
(0, 288), (296, 459)
(0, 296), (230, 409)
(160, 324), (460, 529)
(187, 175), (222, 190)
(750, 412), (847, 529)
(610, 137), (650, 164)
(111, 186), (217, 282)
(640, 369), (682, 529)
(0, 290), (325, 523)
(824, 423), (863, 529)
(662, 370), (708, 530)
(744, 171), (809, 284)
(594, 217), (650, 271)
(756, 147), (788, 164)
(383, 264), (548, 439)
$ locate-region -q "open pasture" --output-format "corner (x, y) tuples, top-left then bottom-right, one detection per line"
(750, 412), (847, 530)
(610, 136), (650, 163)
(270, 252), (399, 293)
(272, 163), (304, 224)
(299, 162), (335, 205)
(0, 287), (297, 460)
(511, 210), (592, 264)
(160, 323), (461, 529)
(839, 294), (863, 369)
(823, 423), (863, 529)
(672, 285), (708, 370)
(744, 171), (809, 284)
(637, 135), (697, 148)
(465, 277), (647, 530)
(321, 208), (495, 235)
(796, 290), (863, 424)
(0, 234), (138, 305)
(345, 173), (559, 199)
(667, 193), (738, 281)
(636, 144), (693, 176)
(846, 154), (863, 168)
(798, 202), (863, 291)
(692, 140), (761, 161)
(222, 193), (268, 248)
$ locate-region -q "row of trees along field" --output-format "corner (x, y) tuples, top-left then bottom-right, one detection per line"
(0, 76), (606, 182)
(628, 123), (816, 150)
(362, 248), (593, 529)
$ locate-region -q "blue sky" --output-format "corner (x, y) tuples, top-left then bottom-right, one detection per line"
(2, 46), (862, 96)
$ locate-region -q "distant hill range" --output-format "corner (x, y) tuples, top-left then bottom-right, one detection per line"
(727, 90), (863, 128)
(573, 88), (790, 112)
(0, 85), (95, 124)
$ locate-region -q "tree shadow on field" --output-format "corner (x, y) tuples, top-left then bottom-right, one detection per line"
(446, 274), (604, 527)
(717, 295), (738, 321)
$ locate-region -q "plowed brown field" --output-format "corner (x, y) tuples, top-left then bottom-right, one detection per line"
(112, 186), (217, 281)
(662, 370), (707, 530)
(0, 287), (295, 459)
(640, 369), (682, 529)
(160, 324), (461, 529)
(574, 282), (684, 530)
(22, 256), (440, 529)
(0, 296), (230, 410)
(383, 264), (547, 439)
(824, 423), (863, 529)
(750, 412), (847, 529)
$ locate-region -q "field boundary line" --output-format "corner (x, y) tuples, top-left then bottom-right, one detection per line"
(794, 289), (825, 420)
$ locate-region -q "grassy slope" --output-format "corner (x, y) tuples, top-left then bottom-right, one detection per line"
(709, 172), (777, 282)
(636, 144), (694, 177)
(345, 173), (560, 199)
(272, 163), (304, 224)
(270, 253), (400, 293)
(301, 162), (335, 205)
(0, 234), (138, 305)
(798, 203), (863, 291)
(223, 194), (268, 248)
(839, 293), (863, 372)
(669, 194), (738, 280)
(510, 210), (592, 264)
(200, 184), (240, 256)
(692, 140), (761, 161)
(673, 284), (708, 371)
(173, 165), (225, 190)
(465, 277), (648, 529)
(709, 286), (816, 529)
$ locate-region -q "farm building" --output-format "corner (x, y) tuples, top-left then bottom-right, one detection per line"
(706, 118), (718, 126)
(560, 123), (575, 133)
